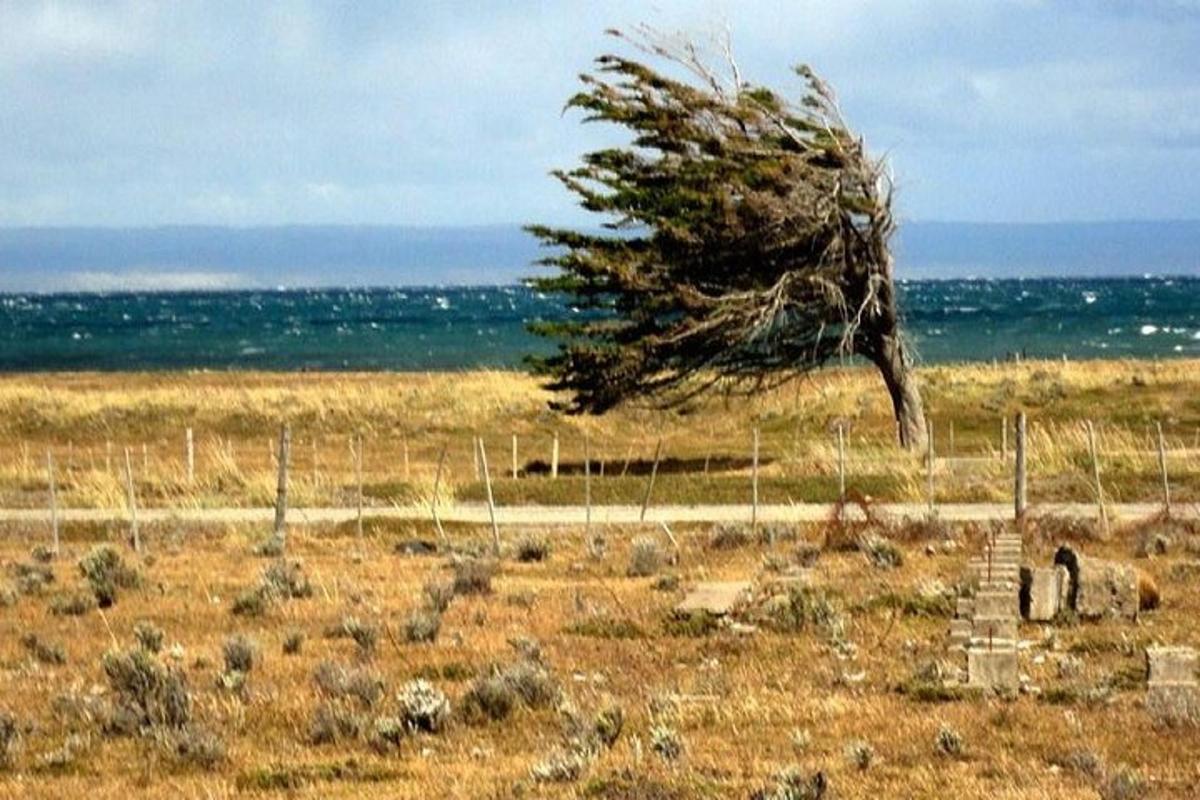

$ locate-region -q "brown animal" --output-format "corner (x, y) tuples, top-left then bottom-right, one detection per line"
(1137, 570), (1160, 611)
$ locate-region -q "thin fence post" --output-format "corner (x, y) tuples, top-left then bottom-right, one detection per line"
(1014, 412), (1027, 521)
(751, 427), (760, 533)
(354, 433), (364, 553)
(836, 423), (846, 499)
(430, 446), (448, 549)
(47, 451), (60, 557)
(1156, 421), (1171, 516)
(584, 432), (592, 543)
(477, 438), (501, 556)
(926, 417), (935, 513)
(512, 433), (519, 479)
(1001, 417), (1008, 460)
(123, 446), (140, 554)
(640, 439), (663, 522)
(551, 433), (559, 480)
(273, 425), (291, 545)
(186, 427), (195, 484)
(1084, 420), (1109, 537)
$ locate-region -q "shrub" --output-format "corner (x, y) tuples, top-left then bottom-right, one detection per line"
(649, 724), (683, 762)
(794, 541), (822, 567)
(707, 522), (752, 550)
(251, 534), (285, 557)
(395, 680), (450, 733)
(49, 589), (97, 616)
(514, 534), (550, 563)
(460, 674), (516, 723)
(78, 546), (140, 607)
(422, 579), (455, 612)
(231, 586), (269, 617)
(326, 616), (377, 658)
(861, 535), (903, 569)
(134, 621), (165, 653)
(223, 634), (256, 674)
(10, 561), (55, 595)
(592, 704), (624, 749)
(261, 559), (313, 600)
(21, 633), (66, 665)
(101, 647), (191, 733)
(0, 712), (17, 769)
(37, 733), (88, 774)
(662, 611), (720, 638)
(156, 725), (226, 770)
(404, 608), (442, 644)
(452, 558), (497, 595)
(282, 629), (304, 655)
(308, 702), (365, 745)
(844, 740), (874, 770)
(762, 586), (843, 635)
(750, 767), (829, 800)
(531, 745), (592, 783)
(1100, 767), (1147, 800)
(503, 659), (560, 708)
(627, 537), (664, 577)
(0, 585), (17, 608)
(313, 661), (384, 709)
(934, 725), (964, 758)
(652, 574), (680, 592)
(31, 545), (55, 564)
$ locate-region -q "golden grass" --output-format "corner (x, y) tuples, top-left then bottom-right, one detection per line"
(0, 359), (1197, 510)
(0, 516), (1197, 798)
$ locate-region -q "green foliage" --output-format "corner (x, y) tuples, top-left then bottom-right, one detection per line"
(527, 29), (906, 413)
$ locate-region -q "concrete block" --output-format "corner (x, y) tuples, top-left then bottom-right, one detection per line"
(1054, 545), (1139, 621)
(1146, 646), (1199, 688)
(972, 615), (1018, 643)
(955, 597), (974, 619)
(949, 618), (971, 645)
(975, 589), (1019, 619)
(1019, 565), (1066, 622)
(967, 647), (1019, 692)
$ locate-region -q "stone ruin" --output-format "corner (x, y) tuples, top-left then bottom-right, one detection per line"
(949, 526), (1023, 692)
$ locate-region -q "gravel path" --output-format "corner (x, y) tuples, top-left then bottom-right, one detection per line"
(0, 502), (1191, 526)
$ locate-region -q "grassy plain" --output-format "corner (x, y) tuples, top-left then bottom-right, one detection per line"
(1, 512), (1198, 798)
(0, 359), (1197, 512)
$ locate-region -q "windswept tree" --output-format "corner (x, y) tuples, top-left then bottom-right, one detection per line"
(527, 28), (927, 449)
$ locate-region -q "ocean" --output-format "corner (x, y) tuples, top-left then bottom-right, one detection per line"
(0, 277), (1196, 371)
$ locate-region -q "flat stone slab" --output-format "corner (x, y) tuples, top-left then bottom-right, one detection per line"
(1146, 646), (1199, 687)
(972, 615), (1018, 643)
(675, 581), (752, 617)
(975, 590), (1019, 619)
(968, 647), (1019, 692)
(1020, 565), (1068, 622)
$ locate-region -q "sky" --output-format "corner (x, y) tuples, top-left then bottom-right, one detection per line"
(3, 0), (1200, 233)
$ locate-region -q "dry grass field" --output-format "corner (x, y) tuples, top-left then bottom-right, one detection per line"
(1, 511), (1198, 798)
(1, 359), (1198, 798)
(0, 359), (1197, 512)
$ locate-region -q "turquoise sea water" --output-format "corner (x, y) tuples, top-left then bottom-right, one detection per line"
(0, 277), (1196, 371)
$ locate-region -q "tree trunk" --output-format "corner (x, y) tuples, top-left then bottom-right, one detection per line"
(870, 333), (927, 451)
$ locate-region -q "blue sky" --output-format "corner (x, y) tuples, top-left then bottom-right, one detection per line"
(2, 0), (1200, 229)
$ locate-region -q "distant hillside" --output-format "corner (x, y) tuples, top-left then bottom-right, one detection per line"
(0, 221), (1197, 292)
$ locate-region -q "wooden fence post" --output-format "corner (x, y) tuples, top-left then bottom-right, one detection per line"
(123, 446), (140, 554)
(1084, 420), (1109, 537)
(478, 438), (501, 556)
(640, 439), (663, 522)
(751, 427), (760, 533)
(354, 433), (364, 552)
(551, 433), (559, 480)
(836, 423), (846, 499)
(584, 432), (592, 542)
(1014, 412), (1027, 521)
(186, 427), (195, 484)
(431, 446), (448, 549)
(1156, 421), (1171, 516)
(273, 425), (291, 545)
(926, 417), (935, 513)
(47, 451), (60, 557)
